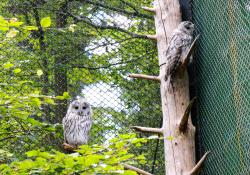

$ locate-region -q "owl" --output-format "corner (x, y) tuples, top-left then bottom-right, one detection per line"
(165, 21), (194, 80)
(62, 98), (92, 147)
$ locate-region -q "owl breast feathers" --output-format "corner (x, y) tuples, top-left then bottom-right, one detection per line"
(62, 98), (92, 146)
(165, 21), (194, 80)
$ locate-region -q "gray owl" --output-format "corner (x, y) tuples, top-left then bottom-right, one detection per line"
(62, 98), (92, 147)
(165, 21), (194, 80)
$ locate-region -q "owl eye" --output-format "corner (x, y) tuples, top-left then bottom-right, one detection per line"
(82, 106), (87, 110)
(74, 106), (79, 110)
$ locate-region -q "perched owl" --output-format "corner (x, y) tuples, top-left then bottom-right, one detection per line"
(165, 21), (194, 80)
(62, 98), (92, 147)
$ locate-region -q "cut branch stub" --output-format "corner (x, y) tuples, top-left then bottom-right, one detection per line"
(128, 74), (160, 82)
(124, 164), (153, 175)
(145, 34), (157, 40)
(188, 151), (211, 175)
(178, 97), (197, 133)
(142, 6), (156, 13)
(131, 126), (163, 134)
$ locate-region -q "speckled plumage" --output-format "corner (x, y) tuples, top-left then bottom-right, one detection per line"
(62, 98), (92, 146)
(165, 21), (194, 80)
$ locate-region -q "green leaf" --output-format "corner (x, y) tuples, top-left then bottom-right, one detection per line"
(139, 159), (147, 164)
(123, 170), (137, 175)
(0, 16), (9, 31)
(0, 26), (9, 31)
(44, 98), (55, 105)
(37, 69), (43, 76)
(40, 17), (51, 28)
(9, 18), (23, 27)
(23, 26), (38, 31)
(26, 150), (39, 157)
(18, 159), (35, 170)
(13, 68), (21, 74)
(26, 118), (43, 126)
(63, 92), (70, 99)
(31, 98), (41, 107)
(4, 62), (14, 69)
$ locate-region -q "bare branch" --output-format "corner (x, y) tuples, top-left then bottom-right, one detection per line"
(65, 11), (152, 40)
(178, 97), (197, 133)
(131, 126), (163, 134)
(145, 34), (157, 40)
(128, 74), (160, 82)
(142, 7), (156, 13)
(120, 0), (140, 13)
(124, 164), (153, 175)
(188, 151), (211, 175)
(0, 136), (15, 142)
(78, 0), (153, 20)
(72, 57), (143, 70)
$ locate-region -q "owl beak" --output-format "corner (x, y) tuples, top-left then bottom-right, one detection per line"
(78, 111), (84, 116)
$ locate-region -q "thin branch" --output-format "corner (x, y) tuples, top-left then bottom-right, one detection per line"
(72, 57), (142, 70)
(78, 0), (153, 20)
(120, 0), (139, 13)
(128, 74), (160, 82)
(178, 97), (197, 133)
(65, 11), (151, 40)
(142, 7), (156, 13)
(131, 126), (163, 134)
(0, 136), (15, 142)
(151, 117), (163, 174)
(124, 164), (153, 175)
(58, 37), (134, 66)
(71, 50), (155, 70)
(188, 151), (211, 175)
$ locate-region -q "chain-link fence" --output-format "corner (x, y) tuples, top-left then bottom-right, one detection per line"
(1, 0), (249, 175)
(0, 0), (165, 174)
(192, 0), (250, 174)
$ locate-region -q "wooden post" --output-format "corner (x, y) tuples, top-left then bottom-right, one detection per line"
(153, 0), (196, 174)
(130, 1), (211, 174)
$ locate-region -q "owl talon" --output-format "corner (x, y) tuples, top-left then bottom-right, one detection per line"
(63, 143), (76, 151)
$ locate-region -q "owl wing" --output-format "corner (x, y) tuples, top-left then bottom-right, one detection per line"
(165, 31), (190, 79)
(62, 115), (70, 143)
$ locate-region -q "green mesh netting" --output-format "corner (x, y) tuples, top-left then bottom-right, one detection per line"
(192, 0), (250, 174)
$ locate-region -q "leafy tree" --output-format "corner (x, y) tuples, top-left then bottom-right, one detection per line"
(0, 0), (164, 173)
(0, 134), (147, 175)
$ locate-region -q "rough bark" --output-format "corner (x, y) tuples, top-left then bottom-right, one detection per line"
(154, 0), (196, 174)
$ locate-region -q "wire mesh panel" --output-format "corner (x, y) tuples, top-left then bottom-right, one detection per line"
(0, 0), (165, 174)
(192, 0), (250, 174)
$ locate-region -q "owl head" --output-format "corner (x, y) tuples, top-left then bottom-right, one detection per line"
(67, 98), (92, 117)
(178, 21), (194, 35)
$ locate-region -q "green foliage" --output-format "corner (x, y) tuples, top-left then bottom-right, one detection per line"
(0, 150), (13, 164)
(40, 17), (51, 28)
(0, 134), (146, 174)
(0, 0), (164, 173)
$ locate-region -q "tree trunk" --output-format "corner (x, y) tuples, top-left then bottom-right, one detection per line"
(33, 8), (51, 122)
(154, 1), (196, 174)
